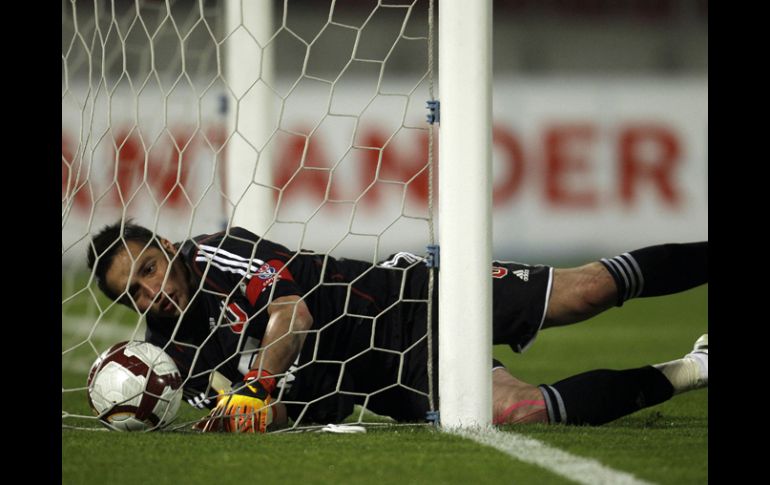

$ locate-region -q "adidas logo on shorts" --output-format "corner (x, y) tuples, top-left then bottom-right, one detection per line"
(513, 269), (529, 281)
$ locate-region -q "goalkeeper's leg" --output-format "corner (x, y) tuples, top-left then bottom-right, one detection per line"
(493, 336), (707, 426)
(543, 241), (707, 329)
(492, 366), (549, 424)
(494, 364), (681, 426)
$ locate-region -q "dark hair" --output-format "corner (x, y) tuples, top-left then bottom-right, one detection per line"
(86, 219), (161, 301)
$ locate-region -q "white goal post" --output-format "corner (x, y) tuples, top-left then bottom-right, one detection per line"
(223, 0), (275, 234)
(437, 0), (493, 428)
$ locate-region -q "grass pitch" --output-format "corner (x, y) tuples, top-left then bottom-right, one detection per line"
(62, 285), (707, 484)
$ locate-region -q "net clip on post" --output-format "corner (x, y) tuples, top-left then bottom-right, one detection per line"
(426, 100), (440, 124)
(425, 410), (440, 426)
(425, 244), (440, 269)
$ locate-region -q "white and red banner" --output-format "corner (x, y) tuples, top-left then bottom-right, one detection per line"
(62, 76), (706, 263)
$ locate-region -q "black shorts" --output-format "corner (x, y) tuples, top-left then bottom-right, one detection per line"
(402, 260), (554, 353)
(489, 261), (554, 353)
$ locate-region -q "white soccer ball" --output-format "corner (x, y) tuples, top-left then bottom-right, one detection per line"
(87, 341), (183, 432)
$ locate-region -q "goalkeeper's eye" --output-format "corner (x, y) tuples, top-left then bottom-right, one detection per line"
(143, 261), (156, 276)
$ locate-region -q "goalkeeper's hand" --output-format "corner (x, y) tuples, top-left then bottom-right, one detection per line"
(197, 370), (277, 433)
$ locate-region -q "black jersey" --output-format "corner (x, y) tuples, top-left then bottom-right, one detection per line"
(146, 227), (554, 425)
(145, 227), (431, 423)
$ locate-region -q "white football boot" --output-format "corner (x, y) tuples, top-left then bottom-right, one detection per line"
(654, 333), (708, 394)
(684, 333), (708, 387)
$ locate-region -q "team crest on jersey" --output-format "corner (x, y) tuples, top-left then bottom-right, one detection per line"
(245, 259), (294, 304)
(256, 263), (277, 280)
(220, 301), (248, 333)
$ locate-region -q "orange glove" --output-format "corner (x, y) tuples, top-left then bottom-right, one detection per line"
(196, 370), (276, 433)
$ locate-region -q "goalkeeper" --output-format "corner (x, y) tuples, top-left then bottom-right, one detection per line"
(87, 221), (708, 432)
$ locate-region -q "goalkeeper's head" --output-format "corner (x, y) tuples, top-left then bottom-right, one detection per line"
(87, 219), (192, 318)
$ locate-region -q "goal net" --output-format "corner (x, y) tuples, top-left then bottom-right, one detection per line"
(62, 0), (436, 431)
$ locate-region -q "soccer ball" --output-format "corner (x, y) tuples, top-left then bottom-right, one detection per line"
(87, 341), (183, 431)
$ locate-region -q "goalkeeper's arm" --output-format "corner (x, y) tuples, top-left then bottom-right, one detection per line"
(256, 294), (314, 377)
(201, 295), (313, 433)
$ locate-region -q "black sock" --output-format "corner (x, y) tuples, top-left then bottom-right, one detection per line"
(599, 241), (708, 306)
(539, 366), (674, 426)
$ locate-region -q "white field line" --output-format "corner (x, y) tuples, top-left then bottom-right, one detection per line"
(451, 427), (655, 485)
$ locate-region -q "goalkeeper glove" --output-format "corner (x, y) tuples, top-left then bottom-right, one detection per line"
(198, 369), (277, 433)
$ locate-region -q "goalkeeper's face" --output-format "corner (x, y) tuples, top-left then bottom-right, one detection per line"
(104, 239), (191, 318)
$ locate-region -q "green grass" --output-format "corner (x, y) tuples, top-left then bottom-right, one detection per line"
(62, 285), (707, 484)
(63, 428), (571, 485)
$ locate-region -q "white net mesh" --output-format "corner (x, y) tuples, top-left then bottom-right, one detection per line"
(62, 0), (435, 431)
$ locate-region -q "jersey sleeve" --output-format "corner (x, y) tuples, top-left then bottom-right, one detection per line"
(188, 227), (304, 308)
